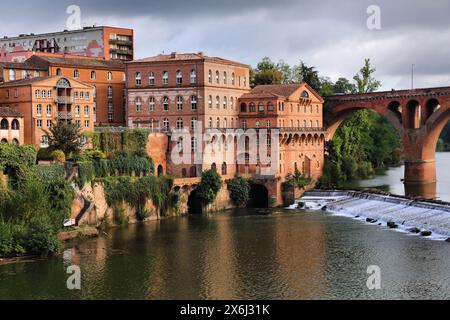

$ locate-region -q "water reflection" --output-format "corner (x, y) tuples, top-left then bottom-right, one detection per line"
(1, 209), (450, 300)
(348, 153), (450, 201)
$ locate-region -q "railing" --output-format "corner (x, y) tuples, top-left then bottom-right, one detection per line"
(58, 112), (72, 120)
(278, 127), (325, 133)
(55, 97), (73, 104)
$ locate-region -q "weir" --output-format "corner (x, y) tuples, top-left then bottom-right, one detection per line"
(299, 190), (450, 238)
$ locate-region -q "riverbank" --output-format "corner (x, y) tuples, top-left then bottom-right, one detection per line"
(299, 190), (450, 241)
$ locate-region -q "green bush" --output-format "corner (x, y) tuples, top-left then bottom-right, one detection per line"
(26, 215), (61, 256)
(77, 161), (95, 187)
(51, 150), (66, 163)
(37, 147), (53, 161)
(0, 223), (26, 257)
(136, 209), (151, 221)
(227, 176), (251, 207)
(113, 207), (129, 227)
(197, 170), (223, 205)
(34, 164), (65, 182)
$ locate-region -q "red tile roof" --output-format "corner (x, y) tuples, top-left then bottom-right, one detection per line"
(0, 106), (23, 118)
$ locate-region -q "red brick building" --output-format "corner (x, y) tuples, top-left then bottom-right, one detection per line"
(125, 53), (325, 181)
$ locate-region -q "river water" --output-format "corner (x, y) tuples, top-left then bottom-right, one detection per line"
(1, 208), (450, 300)
(346, 152), (450, 202)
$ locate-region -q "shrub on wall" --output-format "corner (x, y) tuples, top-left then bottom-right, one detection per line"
(77, 161), (95, 187)
(227, 176), (251, 207)
(197, 170), (223, 205)
(34, 164), (65, 182)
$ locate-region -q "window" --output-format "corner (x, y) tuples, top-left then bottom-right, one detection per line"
(268, 102), (274, 112)
(34, 71), (40, 77)
(9, 70), (16, 81)
(208, 70), (212, 83)
(230, 97), (234, 110)
(35, 90), (40, 98)
(46, 105), (52, 116)
(108, 86), (113, 98)
(135, 72), (142, 85)
(74, 91), (79, 100)
(75, 120), (81, 127)
(209, 118), (213, 128)
(216, 118), (220, 128)
(240, 103), (247, 112)
(40, 135), (48, 147)
(208, 95), (213, 109)
(223, 118), (228, 129)
(191, 138), (198, 153)
(85, 92), (90, 99)
(90, 71), (96, 80)
(216, 71), (220, 84)
(84, 106), (90, 116)
(79, 92), (84, 99)
(191, 95), (198, 111)
(36, 104), (42, 115)
(191, 118), (198, 131)
(107, 72), (113, 81)
(163, 119), (169, 132)
(135, 98), (142, 112)
(176, 70), (182, 85)
(163, 96), (169, 111)
(48, 90), (52, 98)
(93, 86), (96, 98)
(223, 72), (227, 84)
(1, 119), (8, 130)
(232, 73), (235, 86)
(47, 120), (52, 128)
(75, 105), (80, 116)
(190, 70), (197, 84)
(21, 70), (27, 79)
(177, 96), (183, 111)
(303, 120), (307, 127)
(222, 163), (227, 175)
(41, 90), (46, 98)
(176, 118), (183, 130)
(37, 119), (42, 128)
(242, 120), (247, 130)
(84, 120), (90, 128)
(56, 69), (62, 76)
(266, 121), (271, 129)
(249, 103), (255, 112)
(223, 96), (227, 110)
(11, 119), (19, 130)
(258, 103), (265, 112)
(74, 69), (79, 78)
(162, 71), (169, 85)
(316, 120), (320, 128)
(149, 97), (155, 112)
(216, 96), (220, 109)
(256, 121), (260, 129)
(149, 72), (155, 85)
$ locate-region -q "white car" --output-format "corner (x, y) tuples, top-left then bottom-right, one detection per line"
(63, 219), (76, 228)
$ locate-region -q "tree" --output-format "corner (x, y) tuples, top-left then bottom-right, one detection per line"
(252, 57), (283, 87)
(353, 59), (382, 93)
(291, 61), (322, 92)
(197, 170), (223, 205)
(45, 121), (84, 156)
(334, 77), (357, 94)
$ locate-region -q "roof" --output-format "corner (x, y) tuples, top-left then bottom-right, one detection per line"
(249, 83), (324, 103)
(0, 106), (23, 118)
(0, 61), (45, 71)
(130, 52), (250, 68)
(26, 55), (125, 70)
(240, 92), (281, 99)
(0, 76), (53, 87)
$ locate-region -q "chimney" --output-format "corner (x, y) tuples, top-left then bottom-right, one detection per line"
(170, 52), (177, 59)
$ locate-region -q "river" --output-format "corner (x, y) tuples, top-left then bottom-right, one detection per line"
(345, 152), (450, 202)
(1, 207), (450, 300)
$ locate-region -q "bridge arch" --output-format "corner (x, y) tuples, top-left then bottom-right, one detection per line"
(248, 183), (269, 208)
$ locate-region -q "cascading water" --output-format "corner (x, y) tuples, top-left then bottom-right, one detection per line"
(293, 190), (450, 240)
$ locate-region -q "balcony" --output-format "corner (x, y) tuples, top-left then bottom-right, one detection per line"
(58, 112), (72, 120)
(55, 97), (73, 104)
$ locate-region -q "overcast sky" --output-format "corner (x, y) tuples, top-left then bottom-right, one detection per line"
(2, 0), (450, 90)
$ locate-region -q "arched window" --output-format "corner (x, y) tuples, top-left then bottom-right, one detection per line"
(191, 95), (198, 110)
(1, 138), (8, 144)
(208, 95), (213, 109)
(216, 71), (220, 84)
(249, 103), (256, 112)
(74, 69), (79, 78)
(232, 73), (235, 86)
(223, 72), (227, 84)
(107, 72), (113, 81)
(316, 120), (320, 128)
(12, 138), (19, 145)
(258, 103), (265, 112)
(163, 118), (169, 132)
(0, 119), (9, 130)
(135, 72), (142, 85)
(90, 71), (96, 80)
(216, 96), (220, 109)
(163, 96), (169, 111)
(149, 97), (155, 111)
(41, 90), (46, 98)
(190, 70), (197, 84)
(177, 96), (183, 111)
(209, 117), (213, 128)
(303, 120), (307, 127)
(36, 104), (42, 115)
(176, 118), (183, 130)
(301, 91), (310, 99)
(35, 90), (40, 98)
(11, 119), (20, 130)
(135, 97), (142, 112)
(268, 102), (274, 111)
(208, 70), (212, 83)
(224, 118), (228, 129)
(162, 71), (169, 85)
(176, 70), (182, 85)
(211, 163), (217, 172)
(149, 72), (155, 85)
(83, 106), (89, 116)
(222, 163), (227, 175)
(230, 97), (234, 110)
(46, 104), (52, 116)
(216, 117), (220, 128)
(240, 103), (247, 112)
(75, 105), (80, 116)
(223, 96), (227, 109)
(56, 68), (62, 76)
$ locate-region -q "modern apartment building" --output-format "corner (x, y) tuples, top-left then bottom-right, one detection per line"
(0, 26), (134, 62)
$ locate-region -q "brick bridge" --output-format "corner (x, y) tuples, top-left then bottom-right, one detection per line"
(326, 86), (450, 199)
